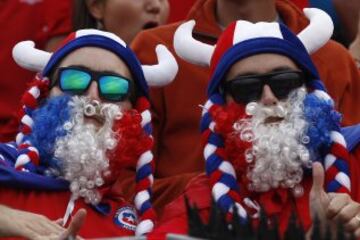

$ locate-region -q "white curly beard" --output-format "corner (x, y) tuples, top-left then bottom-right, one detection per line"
(233, 88), (311, 196)
(54, 96), (123, 205)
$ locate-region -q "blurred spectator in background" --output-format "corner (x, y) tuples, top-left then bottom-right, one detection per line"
(73, 0), (170, 44)
(349, 11), (360, 69)
(167, 0), (196, 23)
(332, 0), (360, 46)
(291, 0), (308, 9)
(0, 0), (72, 142)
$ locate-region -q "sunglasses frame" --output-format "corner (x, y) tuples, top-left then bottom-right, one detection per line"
(223, 70), (305, 104)
(54, 66), (134, 102)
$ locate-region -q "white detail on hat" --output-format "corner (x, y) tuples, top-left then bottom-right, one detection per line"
(233, 21), (283, 45)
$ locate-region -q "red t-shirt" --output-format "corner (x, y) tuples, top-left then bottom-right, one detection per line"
(0, 0), (72, 142)
(167, 0), (197, 23)
(291, 0), (309, 9)
(0, 186), (137, 238)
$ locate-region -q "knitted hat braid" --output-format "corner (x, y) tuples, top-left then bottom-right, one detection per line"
(201, 93), (248, 221)
(134, 96), (156, 236)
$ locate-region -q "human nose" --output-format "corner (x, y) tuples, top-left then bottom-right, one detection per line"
(145, 0), (161, 14)
(85, 81), (101, 101)
(260, 85), (279, 106)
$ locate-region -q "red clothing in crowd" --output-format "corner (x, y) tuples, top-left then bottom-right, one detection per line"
(167, 0), (197, 23)
(291, 0), (309, 9)
(0, 0), (72, 142)
(131, 0), (360, 180)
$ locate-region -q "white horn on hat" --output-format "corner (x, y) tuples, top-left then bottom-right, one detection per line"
(12, 41), (51, 72)
(297, 8), (334, 54)
(173, 20), (215, 67)
(142, 44), (178, 87)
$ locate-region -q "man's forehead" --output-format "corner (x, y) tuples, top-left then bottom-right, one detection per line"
(225, 53), (300, 80)
(57, 47), (132, 79)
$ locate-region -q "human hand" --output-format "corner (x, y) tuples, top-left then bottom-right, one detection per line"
(0, 205), (86, 240)
(309, 162), (360, 237)
(309, 162), (330, 223)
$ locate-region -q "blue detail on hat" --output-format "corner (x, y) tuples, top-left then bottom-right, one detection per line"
(42, 35), (149, 98)
(342, 124), (360, 152)
(207, 23), (326, 97)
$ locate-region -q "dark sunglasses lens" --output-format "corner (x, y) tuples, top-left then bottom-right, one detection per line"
(268, 72), (304, 99)
(99, 75), (130, 101)
(59, 69), (91, 93)
(228, 78), (263, 103)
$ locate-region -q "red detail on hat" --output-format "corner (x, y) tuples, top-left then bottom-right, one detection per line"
(228, 190), (241, 202)
(209, 170), (222, 187)
(140, 208), (157, 221)
(136, 97), (150, 112)
(136, 178), (151, 192)
(28, 151), (39, 166)
(18, 143), (30, 149)
(325, 166), (338, 186)
(21, 92), (37, 109)
(331, 143), (349, 161)
(22, 124), (32, 135)
(56, 32), (77, 51)
(209, 22), (237, 75)
(215, 148), (226, 160)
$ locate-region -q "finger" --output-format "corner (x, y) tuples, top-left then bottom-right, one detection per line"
(311, 162), (325, 194)
(58, 209), (87, 240)
(355, 227), (360, 238)
(333, 202), (360, 223)
(54, 219), (64, 226)
(327, 193), (351, 219)
(344, 215), (360, 232)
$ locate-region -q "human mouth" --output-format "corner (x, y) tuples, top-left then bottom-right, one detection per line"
(264, 116), (284, 124)
(143, 21), (159, 30)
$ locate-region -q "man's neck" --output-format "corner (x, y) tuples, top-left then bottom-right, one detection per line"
(216, 0), (278, 28)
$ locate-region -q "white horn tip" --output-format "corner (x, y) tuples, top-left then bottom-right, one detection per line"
(142, 44), (178, 87)
(12, 40), (51, 72)
(174, 19), (214, 67)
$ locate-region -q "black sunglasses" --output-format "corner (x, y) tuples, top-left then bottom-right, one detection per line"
(55, 66), (133, 102)
(223, 70), (305, 104)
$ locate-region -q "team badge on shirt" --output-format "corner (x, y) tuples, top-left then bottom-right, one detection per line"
(114, 206), (138, 231)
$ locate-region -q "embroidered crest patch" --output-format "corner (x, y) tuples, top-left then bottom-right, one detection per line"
(114, 206), (138, 231)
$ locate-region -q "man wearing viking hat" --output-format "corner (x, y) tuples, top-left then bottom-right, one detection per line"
(0, 29), (178, 238)
(129, 0), (360, 206)
(148, 8), (360, 238)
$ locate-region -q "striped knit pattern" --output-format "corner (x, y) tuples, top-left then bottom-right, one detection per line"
(15, 75), (49, 171)
(312, 90), (351, 194)
(201, 93), (248, 221)
(134, 97), (156, 236)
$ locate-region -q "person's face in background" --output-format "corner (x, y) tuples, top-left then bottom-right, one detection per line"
(86, 0), (170, 44)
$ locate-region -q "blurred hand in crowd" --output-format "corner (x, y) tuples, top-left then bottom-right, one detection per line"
(0, 205), (86, 240)
(310, 162), (360, 237)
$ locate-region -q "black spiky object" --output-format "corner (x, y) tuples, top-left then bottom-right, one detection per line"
(184, 196), (354, 240)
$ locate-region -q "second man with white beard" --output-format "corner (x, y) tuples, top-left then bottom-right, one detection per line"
(147, 8), (360, 238)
